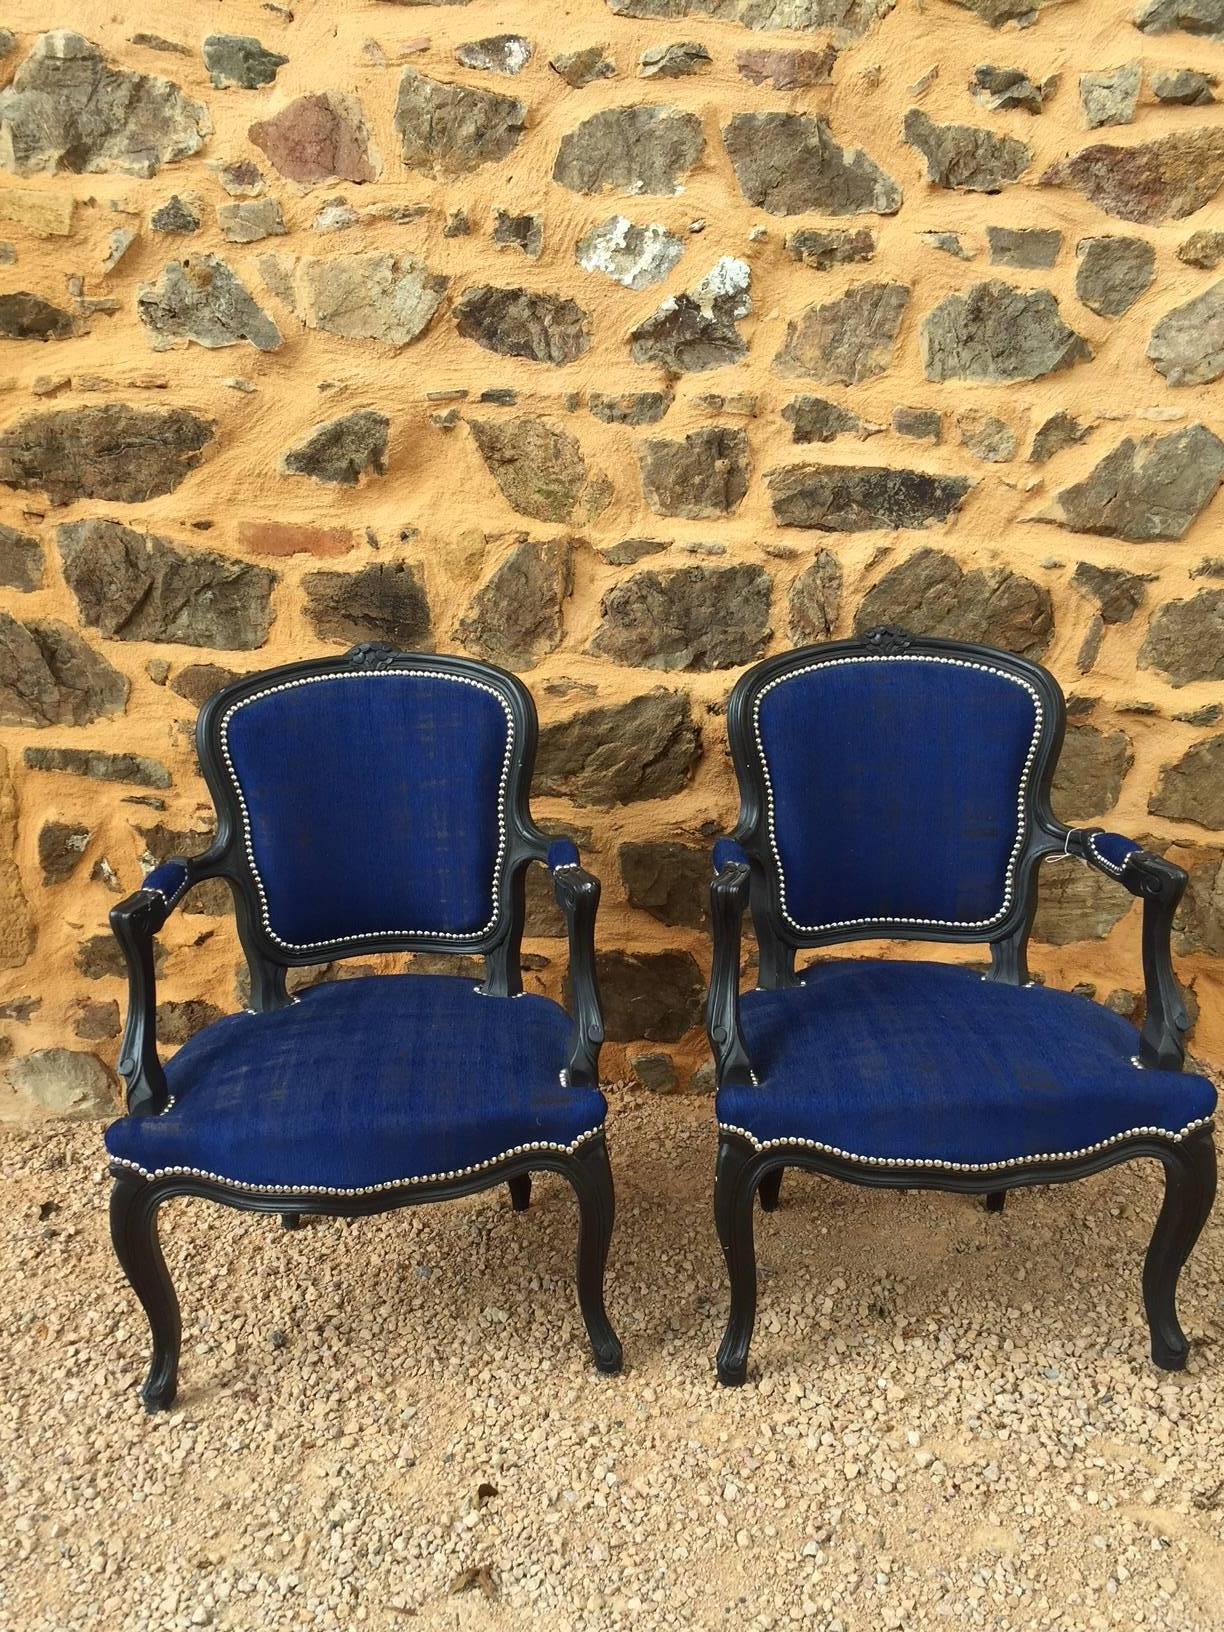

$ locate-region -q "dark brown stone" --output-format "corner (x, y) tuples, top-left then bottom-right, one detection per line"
(455, 286), (591, 365)
(619, 840), (709, 927)
(169, 663), (241, 707)
(77, 933), (164, 980)
(468, 417), (610, 522)
(774, 283), (910, 384)
(303, 562), (431, 648)
(536, 689), (700, 807)
(1032, 865), (1135, 944)
(0, 524), (44, 591)
(1139, 590), (1224, 686)
(156, 999), (225, 1046)
(282, 411), (389, 486)
(724, 113), (901, 216)
(922, 282), (1091, 382)
(590, 564), (772, 671)
(854, 547), (1053, 657)
(1041, 128), (1224, 224)
(456, 538), (573, 669)
(1149, 734), (1224, 828)
(904, 108), (1031, 192)
(554, 104), (703, 196)
(38, 820), (90, 884)
(395, 69), (525, 178)
(768, 465), (972, 533)
(638, 428), (750, 519)
(72, 999), (120, 1040)
(1044, 424), (1224, 542)
(0, 292), (74, 340)
(0, 613), (127, 727)
(1071, 562), (1148, 624)
(25, 747), (169, 786)
(576, 949), (704, 1043)
(789, 551), (843, 642)
(0, 404), (213, 506)
(1051, 724), (1133, 821)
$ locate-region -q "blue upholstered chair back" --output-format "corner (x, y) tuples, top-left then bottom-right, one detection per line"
(732, 636), (1060, 944)
(206, 658), (521, 956)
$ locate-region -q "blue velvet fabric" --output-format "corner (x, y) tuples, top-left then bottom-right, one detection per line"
(142, 860), (189, 903)
(718, 960), (1216, 1169)
(754, 657), (1040, 933)
(548, 838), (580, 871)
(1086, 831), (1142, 875)
(105, 976), (606, 1190)
(223, 672), (511, 949)
(714, 837), (750, 873)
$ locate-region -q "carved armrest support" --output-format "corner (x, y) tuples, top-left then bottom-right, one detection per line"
(549, 840), (605, 1090)
(1062, 826), (1190, 1071)
(708, 846), (754, 1092)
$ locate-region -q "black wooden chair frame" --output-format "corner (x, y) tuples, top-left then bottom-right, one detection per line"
(109, 644), (620, 1412)
(707, 626), (1216, 1385)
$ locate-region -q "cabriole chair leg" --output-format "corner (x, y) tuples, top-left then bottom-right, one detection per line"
(759, 1169), (783, 1213)
(507, 1174), (532, 1213)
(567, 1139), (622, 1374)
(984, 1190), (1006, 1214)
(1143, 1130), (1217, 1371)
(280, 1212), (302, 1230)
(110, 1172), (181, 1413)
(715, 1136), (762, 1386)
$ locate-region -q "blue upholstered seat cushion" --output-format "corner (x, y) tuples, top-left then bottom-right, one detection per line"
(718, 961), (1216, 1171)
(105, 976), (605, 1193)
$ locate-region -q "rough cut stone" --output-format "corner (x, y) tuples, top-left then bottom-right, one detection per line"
(260, 253), (446, 348)
(922, 282), (1091, 382)
(1139, 589), (1224, 685)
(894, 406), (942, 442)
(1080, 64), (1141, 128)
(395, 69), (525, 179)
(1033, 865), (1134, 945)
(736, 46), (837, 89)
(987, 227), (1062, 268)
(1031, 411), (1092, 464)
(492, 210), (542, 257)
(639, 428), (750, 519)
(1072, 561), (1147, 623)
(903, 108), (1031, 192)
(304, 563), (431, 648)
(946, 0), (1065, 21)
(138, 256), (282, 352)
(640, 41), (710, 77)
(725, 113), (901, 216)
(1041, 128), (1224, 223)
(25, 747), (169, 787)
(628, 1053), (678, 1092)
(1052, 725), (1132, 819)
(0, 613), (127, 726)
(589, 390), (673, 425)
(455, 286), (590, 364)
(591, 564), (771, 671)
(0, 526), (43, 591)
(1147, 280), (1224, 386)
(250, 93), (379, 185)
(1151, 67), (1217, 103)
(0, 404), (213, 505)
(204, 34), (287, 90)
(1178, 229), (1224, 268)
(1045, 424), (1224, 541)
(1075, 236), (1156, 317)
(1173, 844), (1224, 957)
(536, 689), (700, 806)
(0, 292), (74, 341)
(783, 396), (881, 443)
(629, 258), (751, 373)
(457, 539), (572, 669)
(971, 65), (1057, 114)
(157, 1000), (225, 1046)
(282, 411), (389, 486)
(550, 46), (616, 87)
(958, 410), (1017, 463)
(770, 466), (971, 532)
(789, 551), (843, 642)
(6, 1048), (114, 1118)
(576, 216), (685, 290)
(58, 519), (275, 650)
(1149, 735), (1224, 829)
(218, 198), (286, 244)
(455, 34), (533, 74)
(1134, 0), (1224, 39)
(774, 282), (909, 384)
(554, 105), (704, 196)
(855, 548), (1053, 656)
(604, 0), (895, 39)
(785, 228), (876, 269)
(619, 841), (709, 928)
(469, 417), (611, 523)
(73, 1000), (119, 1041)
(151, 193), (201, 233)
(170, 663), (239, 706)
(582, 949), (703, 1044)
(0, 31), (209, 178)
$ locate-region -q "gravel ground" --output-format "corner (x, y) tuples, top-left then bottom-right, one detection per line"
(3, 1091), (1223, 1632)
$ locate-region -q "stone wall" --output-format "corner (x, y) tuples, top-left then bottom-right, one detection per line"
(1, 0), (1221, 1118)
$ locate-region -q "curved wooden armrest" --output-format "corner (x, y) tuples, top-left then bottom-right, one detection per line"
(708, 851), (754, 1091)
(550, 844), (605, 1090)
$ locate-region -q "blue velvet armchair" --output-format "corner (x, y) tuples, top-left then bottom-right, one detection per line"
(106, 644), (620, 1411)
(707, 625), (1217, 1385)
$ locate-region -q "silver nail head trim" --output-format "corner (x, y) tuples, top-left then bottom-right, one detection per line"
(110, 1126), (604, 1194)
(219, 670), (515, 954)
(716, 1115), (1213, 1173)
(752, 654), (1044, 937)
